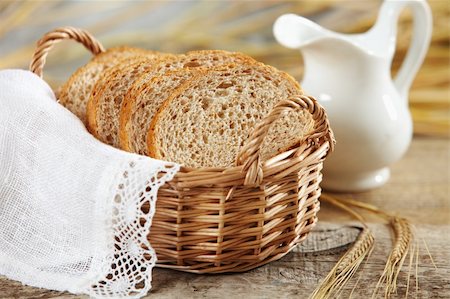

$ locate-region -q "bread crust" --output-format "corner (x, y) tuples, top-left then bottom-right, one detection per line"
(119, 67), (200, 154)
(86, 55), (161, 146)
(118, 54), (180, 151)
(93, 46), (155, 63)
(85, 66), (105, 138)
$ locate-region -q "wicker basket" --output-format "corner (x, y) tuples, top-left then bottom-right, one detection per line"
(30, 27), (335, 274)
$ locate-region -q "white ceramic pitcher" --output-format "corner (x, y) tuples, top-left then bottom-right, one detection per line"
(273, 0), (432, 192)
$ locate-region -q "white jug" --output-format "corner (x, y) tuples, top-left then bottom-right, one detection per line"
(273, 0), (432, 192)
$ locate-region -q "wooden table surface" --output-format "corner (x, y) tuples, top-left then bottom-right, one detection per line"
(1, 136), (449, 298)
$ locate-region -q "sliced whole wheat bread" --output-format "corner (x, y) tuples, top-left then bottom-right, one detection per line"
(119, 50), (257, 154)
(147, 63), (314, 168)
(58, 46), (158, 123)
(86, 54), (170, 147)
(119, 68), (202, 154)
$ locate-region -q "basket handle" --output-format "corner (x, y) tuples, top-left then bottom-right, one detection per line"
(236, 94), (335, 186)
(29, 26), (105, 78)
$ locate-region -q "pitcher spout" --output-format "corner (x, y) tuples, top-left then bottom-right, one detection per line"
(273, 14), (332, 49)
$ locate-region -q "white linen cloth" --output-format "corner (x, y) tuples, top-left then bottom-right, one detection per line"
(0, 69), (179, 298)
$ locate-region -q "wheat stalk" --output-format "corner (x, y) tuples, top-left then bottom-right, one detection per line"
(336, 228), (375, 275)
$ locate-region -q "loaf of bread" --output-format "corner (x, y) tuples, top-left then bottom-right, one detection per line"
(119, 50), (257, 154)
(58, 46), (156, 123)
(60, 46), (314, 168)
(147, 63), (314, 168)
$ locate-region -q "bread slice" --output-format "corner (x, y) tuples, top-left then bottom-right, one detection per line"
(119, 50), (257, 154)
(86, 54), (171, 147)
(58, 46), (158, 123)
(147, 63), (314, 168)
(119, 68), (201, 154)
(57, 61), (107, 124)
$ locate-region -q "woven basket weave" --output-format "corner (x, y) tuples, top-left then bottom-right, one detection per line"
(30, 27), (335, 274)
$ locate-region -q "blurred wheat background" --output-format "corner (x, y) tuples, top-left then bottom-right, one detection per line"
(0, 0), (448, 137)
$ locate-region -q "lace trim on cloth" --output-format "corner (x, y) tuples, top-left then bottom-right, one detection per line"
(90, 158), (179, 298)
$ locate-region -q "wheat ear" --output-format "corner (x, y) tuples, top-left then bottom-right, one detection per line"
(373, 217), (414, 298)
(311, 195), (375, 299)
(310, 228), (375, 299)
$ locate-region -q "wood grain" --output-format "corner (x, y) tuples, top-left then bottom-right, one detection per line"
(1, 136), (449, 298)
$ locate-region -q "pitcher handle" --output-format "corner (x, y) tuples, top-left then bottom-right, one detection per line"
(391, 0), (432, 103)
